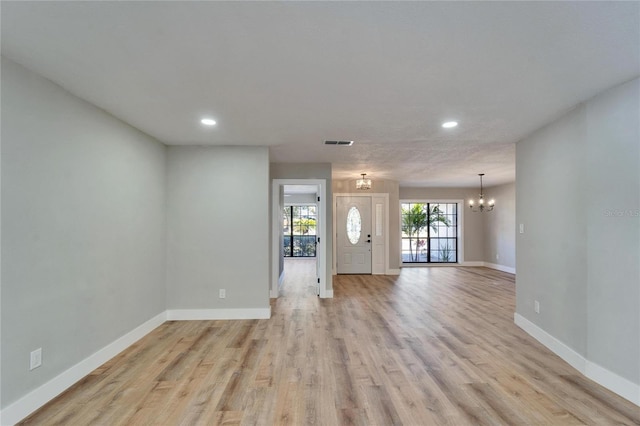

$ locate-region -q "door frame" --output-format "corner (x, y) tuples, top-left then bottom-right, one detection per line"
(271, 179), (328, 298)
(333, 193), (389, 275)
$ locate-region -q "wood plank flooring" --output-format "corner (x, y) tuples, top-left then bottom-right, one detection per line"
(19, 260), (640, 425)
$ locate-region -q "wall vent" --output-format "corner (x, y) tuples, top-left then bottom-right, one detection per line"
(324, 140), (354, 146)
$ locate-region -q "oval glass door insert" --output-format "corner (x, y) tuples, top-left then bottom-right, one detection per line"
(346, 206), (362, 244)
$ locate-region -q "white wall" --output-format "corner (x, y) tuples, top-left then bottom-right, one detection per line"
(166, 146), (270, 312)
(483, 182), (516, 270)
(284, 193), (317, 204)
(584, 79), (639, 387)
(1, 57), (167, 408)
(516, 78), (639, 400)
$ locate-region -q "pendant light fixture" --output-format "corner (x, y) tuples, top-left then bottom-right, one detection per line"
(469, 173), (495, 212)
(356, 173), (372, 190)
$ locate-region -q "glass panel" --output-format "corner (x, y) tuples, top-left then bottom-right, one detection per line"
(283, 207), (291, 234)
(401, 202), (458, 263)
(283, 205), (317, 257)
(346, 206), (362, 245)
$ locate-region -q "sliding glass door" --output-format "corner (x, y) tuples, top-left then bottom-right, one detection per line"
(283, 205), (317, 257)
(401, 202), (458, 263)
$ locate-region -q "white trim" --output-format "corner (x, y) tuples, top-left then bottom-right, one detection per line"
(271, 181), (284, 299)
(483, 262), (516, 274)
(401, 263), (457, 268)
(371, 194), (389, 275)
(166, 308), (271, 320)
(317, 181), (328, 298)
(397, 261), (515, 274)
(386, 268), (401, 275)
(0, 312), (167, 426)
(514, 313), (639, 407)
(273, 271), (285, 298)
(514, 313), (586, 372)
(325, 290), (334, 298)
(457, 200), (465, 262)
(460, 261), (484, 267)
(585, 361), (640, 407)
(270, 270), (284, 298)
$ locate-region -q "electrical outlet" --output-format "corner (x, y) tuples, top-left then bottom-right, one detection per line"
(219, 289), (226, 299)
(30, 348), (42, 370)
(496, 254), (500, 260)
(519, 223), (525, 234)
(534, 300), (540, 314)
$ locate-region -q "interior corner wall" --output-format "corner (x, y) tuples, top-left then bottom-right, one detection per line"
(584, 78), (639, 386)
(270, 163), (332, 290)
(166, 146), (270, 310)
(398, 187), (485, 263)
(1, 57), (167, 408)
(516, 77), (639, 389)
(482, 182), (516, 270)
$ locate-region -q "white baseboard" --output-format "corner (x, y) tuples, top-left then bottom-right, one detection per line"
(322, 290), (334, 298)
(0, 312), (167, 426)
(586, 362), (640, 406)
(460, 261), (484, 267)
(514, 313), (639, 407)
(270, 271), (285, 298)
(483, 262), (516, 274)
(166, 308), (271, 320)
(514, 313), (586, 372)
(395, 262), (515, 275)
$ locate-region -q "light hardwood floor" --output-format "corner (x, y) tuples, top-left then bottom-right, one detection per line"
(20, 259), (640, 425)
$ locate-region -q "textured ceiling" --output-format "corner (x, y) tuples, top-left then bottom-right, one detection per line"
(2, 1), (638, 187)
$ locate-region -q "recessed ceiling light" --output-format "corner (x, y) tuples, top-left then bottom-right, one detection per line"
(442, 121), (458, 128)
(201, 118), (217, 126)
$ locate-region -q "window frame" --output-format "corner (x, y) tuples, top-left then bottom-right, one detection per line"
(399, 199), (463, 265)
(283, 204), (317, 258)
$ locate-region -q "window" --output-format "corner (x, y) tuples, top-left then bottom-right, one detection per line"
(283, 205), (317, 257)
(346, 206), (362, 244)
(401, 202), (458, 263)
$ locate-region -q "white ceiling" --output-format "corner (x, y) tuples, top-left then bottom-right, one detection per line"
(2, 1), (638, 187)
(283, 185), (318, 196)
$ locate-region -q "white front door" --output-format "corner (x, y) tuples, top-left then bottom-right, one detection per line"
(336, 196), (372, 274)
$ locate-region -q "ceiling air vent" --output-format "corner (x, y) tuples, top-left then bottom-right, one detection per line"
(324, 140), (354, 146)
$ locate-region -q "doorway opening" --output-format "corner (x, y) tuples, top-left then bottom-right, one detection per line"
(271, 179), (328, 298)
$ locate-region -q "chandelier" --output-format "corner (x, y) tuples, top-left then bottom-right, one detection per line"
(356, 173), (371, 190)
(469, 173), (494, 212)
